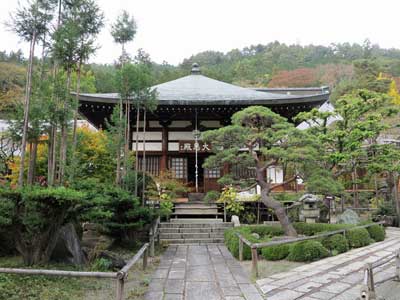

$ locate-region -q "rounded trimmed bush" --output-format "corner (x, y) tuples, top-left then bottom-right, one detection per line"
(322, 234), (349, 254)
(287, 241), (329, 262)
(261, 244), (290, 261)
(346, 228), (372, 248)
(367, 225), (385, 242)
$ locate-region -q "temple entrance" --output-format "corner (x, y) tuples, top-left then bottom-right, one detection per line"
(187, 156), (205, 192)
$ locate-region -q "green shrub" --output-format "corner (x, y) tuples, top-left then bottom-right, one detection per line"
(261, 244), (290, 260)
(204, 191), (220, 203)
(367, 224), (385, 242)
(293, 222), (353, 236)
(346, 228), (372, 248)
(322, 234), (349, 254)
(287, 241), (329, 262)
(224, 228), (251, 260)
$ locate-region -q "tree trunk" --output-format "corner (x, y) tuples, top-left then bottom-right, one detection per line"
(393, 172), (400, 226)
(70, 61), (82, 182)
(256, 166), (297, 237)
(115, 99), (123, 185)
(18, 34), (37, 187)
(48, 125), (57, 186)
(27, 140), (38, 185)
(134, 103), (140, 197)
(58, 69), (71, 184)
(142, 108), (147, 205)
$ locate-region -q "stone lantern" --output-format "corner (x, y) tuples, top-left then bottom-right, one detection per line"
(299, 194), (320, 223)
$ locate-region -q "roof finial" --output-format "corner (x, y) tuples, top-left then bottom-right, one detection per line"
(191, 63), (201, 74)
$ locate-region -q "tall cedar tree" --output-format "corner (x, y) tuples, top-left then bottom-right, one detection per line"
(110, 10), (137, 186)
(114, 63), (158, 197)
(203, 106), (317, 236)
(8, 0), (56, 187)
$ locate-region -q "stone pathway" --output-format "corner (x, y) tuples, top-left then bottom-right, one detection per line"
(145, 244), (265, 300)
(256, 227), (400, 300)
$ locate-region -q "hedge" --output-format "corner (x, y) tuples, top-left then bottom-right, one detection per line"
(346, 228), (372, 248)
(261, 244), (290, 260)
(224, 222), (383, 261)
(322, 234), (349, 254)
(287, 241), (330, 262)
(367, 224), (385, 242)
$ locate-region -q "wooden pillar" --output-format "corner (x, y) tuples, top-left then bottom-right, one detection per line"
(159, 120), (171, 173)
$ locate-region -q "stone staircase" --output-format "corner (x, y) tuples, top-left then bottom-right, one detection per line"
(172, 202), (223, 218)
(159, 219), (233, 245)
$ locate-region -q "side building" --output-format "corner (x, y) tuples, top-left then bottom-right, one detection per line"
(78, 64), (330, 194)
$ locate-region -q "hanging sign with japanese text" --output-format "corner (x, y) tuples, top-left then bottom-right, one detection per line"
(178, 141), (212, 153)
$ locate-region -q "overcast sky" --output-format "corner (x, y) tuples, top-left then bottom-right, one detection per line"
(1, 0), (400, 65)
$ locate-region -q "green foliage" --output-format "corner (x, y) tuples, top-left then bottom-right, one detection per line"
(322, 234), (349, 254)
(287, 241), (329, 262)
(261, 244), (290, 261)
(217, 186), (244, 215)
(72, 179), (156, 243)
(293, 222), (354, 236)
(367, 225), (385, 242)
(90, 258), (112, 272)
(306, 169), (344, 195)
(111, 10), (137, 46)
(203, 190), (220, 203)
(0, 187), (84, 265)
(159, 199), (173, 218)
(223, 227), (252, 260)
(346, 228), (372, 248)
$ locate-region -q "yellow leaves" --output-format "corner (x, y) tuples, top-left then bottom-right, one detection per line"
(388, 80), (400, 105)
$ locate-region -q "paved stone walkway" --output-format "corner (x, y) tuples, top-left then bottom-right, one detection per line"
(256, 227), (400, 300)
(145, 244), (264, 300)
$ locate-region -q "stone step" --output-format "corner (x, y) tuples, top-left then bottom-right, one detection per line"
(160, 232), (224, 239)
(160, 222), (232, 229)
(172, 210), (220, 215)
(159, 227), (227, 234)
(170, 218), (223, 223)
(175, 203), (218, 209)
(160, 238), (225, 244)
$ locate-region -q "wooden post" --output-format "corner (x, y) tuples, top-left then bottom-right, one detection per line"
(143, 248), (148, 270)
(251, 247), (258, 278)
(367, 263), (376, 300)
(149, 225), (155, 257)
(224, 201), (227, 222)
(116, 277), (125, 300)
(239, 238), (244, 261)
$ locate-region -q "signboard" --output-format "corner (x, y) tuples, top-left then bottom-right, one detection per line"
(178, 141), (212, 153)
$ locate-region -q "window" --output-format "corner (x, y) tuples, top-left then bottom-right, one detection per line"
(169, 157), (187, 179)
(204, 168), (221, 179)
(138, 156), (160, 177)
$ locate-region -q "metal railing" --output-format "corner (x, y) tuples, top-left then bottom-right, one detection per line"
(360, 250), (400, 300)
(236, 221), (385, 278)
(0, 218), (161, 300)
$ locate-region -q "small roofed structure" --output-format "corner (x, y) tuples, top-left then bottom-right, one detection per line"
(78, 63), (330, 194)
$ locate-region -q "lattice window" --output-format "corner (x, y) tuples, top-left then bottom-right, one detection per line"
(231, 165), (256, 179)
(138, 156), (160, 177)
(204, 168), (221, 179)
(169, 157), (187, 180)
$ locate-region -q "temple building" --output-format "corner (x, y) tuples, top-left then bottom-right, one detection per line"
(78, 64), (330, 193)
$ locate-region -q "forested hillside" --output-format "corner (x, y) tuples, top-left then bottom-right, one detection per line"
(3, 40), (400, 106)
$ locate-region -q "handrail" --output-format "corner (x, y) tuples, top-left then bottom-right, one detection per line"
(0, 242), (151, 300)
(360, 249), (400, 300)
(236, 221), (385, 278)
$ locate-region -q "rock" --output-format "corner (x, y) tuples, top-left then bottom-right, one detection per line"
(51, 223), (87, 265)
(251, 233), (260, 239)
(337, 209), (360, 224)
(231, 215), (240, 227)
